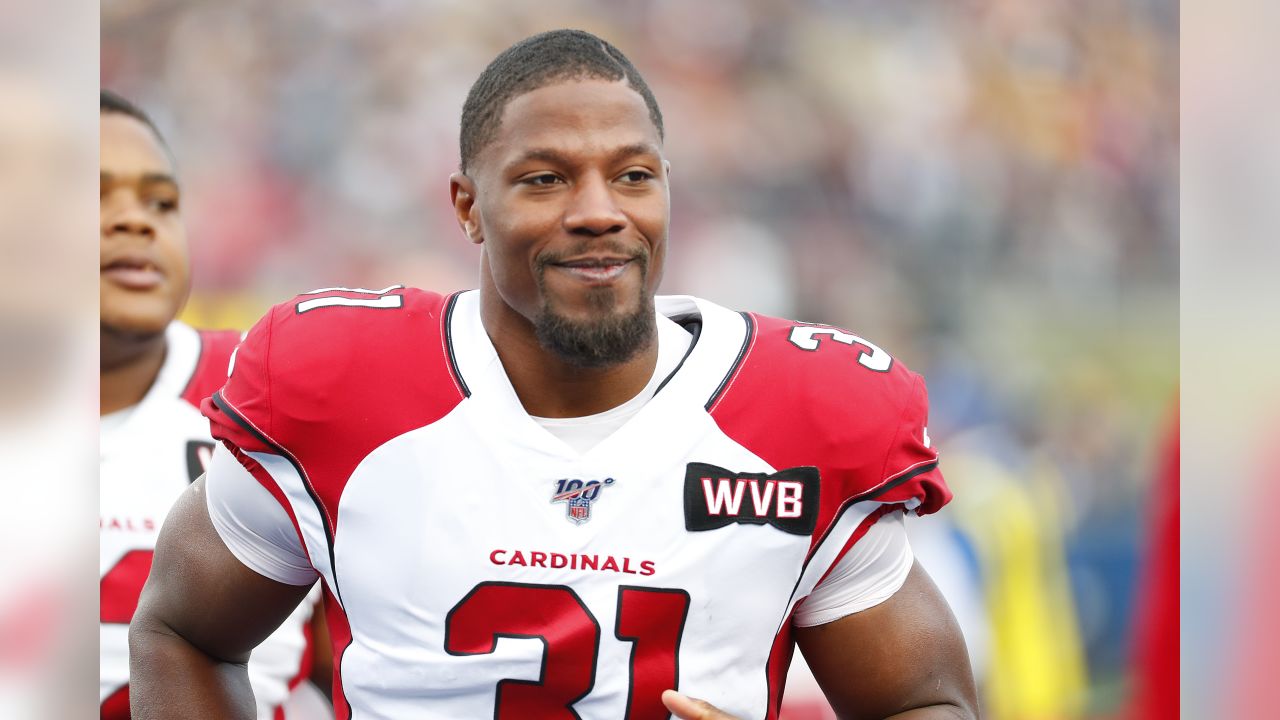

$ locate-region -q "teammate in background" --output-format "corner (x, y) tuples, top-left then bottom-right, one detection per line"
(129, 31), (978, 720)
(99, 90), (330, 719)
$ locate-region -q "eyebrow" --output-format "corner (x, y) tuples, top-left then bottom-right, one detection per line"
(100, 172), (179, 187)
(509, 142), (662, 168)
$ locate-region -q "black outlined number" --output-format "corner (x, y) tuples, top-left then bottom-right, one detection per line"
(787, 326), (893, 372)
(445, 582), (691, 720)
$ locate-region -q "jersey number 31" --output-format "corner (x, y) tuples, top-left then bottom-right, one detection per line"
(446, 582), (690, 720)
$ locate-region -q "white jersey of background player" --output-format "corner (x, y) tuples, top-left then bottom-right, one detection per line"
(129, 30), (977, 720)
(99, 91), (321, 719)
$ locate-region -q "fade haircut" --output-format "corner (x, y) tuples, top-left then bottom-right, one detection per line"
(459, 29), (664, 172)
(100, 89), (167, 146)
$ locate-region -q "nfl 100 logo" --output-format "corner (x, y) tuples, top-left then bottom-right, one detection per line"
(550, 478), (616, 525)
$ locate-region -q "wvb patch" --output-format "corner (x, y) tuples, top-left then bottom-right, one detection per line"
(684, 463), (820, 535)
(551, 478), (616, 525)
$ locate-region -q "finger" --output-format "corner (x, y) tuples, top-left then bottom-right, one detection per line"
(661, 689), (737, 719)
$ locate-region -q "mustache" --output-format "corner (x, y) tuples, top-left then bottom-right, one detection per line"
(535, 240), (649, 271)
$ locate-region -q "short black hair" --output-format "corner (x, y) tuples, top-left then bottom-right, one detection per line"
(100, 89), (166, 145)
(459, 29), (664, 172)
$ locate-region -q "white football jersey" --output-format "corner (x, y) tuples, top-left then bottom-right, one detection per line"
(100, 321), (316, 719)
(203, 288), (950, 720)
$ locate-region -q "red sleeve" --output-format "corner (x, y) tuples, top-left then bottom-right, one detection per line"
(200, 287), (468, 537)
(867, 371), (949, 513)
(201, 309), (278, 456)
(708, 313), (951, 561)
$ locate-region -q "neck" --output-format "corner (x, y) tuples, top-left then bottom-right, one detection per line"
(480, 288), (658, 419)
(101, 326), (168, 416)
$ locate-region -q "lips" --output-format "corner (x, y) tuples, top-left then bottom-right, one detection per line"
(101, 255), (164, 290)
(548, 256), (635, 284)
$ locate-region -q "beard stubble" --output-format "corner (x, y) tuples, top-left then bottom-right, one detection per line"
(532, 247), (656, 369)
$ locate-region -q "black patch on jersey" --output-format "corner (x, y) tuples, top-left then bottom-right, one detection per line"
(683, 462), (820, 535)
(185, 440), (215, 483)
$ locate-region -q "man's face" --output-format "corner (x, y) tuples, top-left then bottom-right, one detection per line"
(460, 78), (669, 367)
(100, 112), (189, 339)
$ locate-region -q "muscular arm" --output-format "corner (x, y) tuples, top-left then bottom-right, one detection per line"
(795, 560), (979, 720)
(128, 476), (315, 719)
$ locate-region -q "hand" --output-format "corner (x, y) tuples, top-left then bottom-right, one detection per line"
(661, 690), (743, 720)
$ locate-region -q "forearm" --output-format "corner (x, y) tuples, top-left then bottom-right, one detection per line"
(128, 617), (256, 720)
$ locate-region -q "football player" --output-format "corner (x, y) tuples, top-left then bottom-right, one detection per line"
(99, 90), (328, 719)
(129, 31), (978, 720)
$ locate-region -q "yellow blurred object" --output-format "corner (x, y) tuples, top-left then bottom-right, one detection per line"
(179, 292), (275, 333)
(948, 449), (1089, 720)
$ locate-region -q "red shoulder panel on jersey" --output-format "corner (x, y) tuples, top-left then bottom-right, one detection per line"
(707, 312), (951, 555)
(180, 328), (241, 409)
(202, 288), (468, 573)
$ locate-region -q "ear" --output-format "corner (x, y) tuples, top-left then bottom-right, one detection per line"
(449, 172), (483, 244)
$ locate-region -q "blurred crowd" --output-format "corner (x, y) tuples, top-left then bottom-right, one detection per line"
(103, 0), (1178, 717)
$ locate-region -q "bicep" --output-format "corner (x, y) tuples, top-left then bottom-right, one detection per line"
(794, 561), (978, 720)
(134, 476), (314, 663)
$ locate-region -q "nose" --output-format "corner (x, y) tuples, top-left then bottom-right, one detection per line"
(101, 195), (156, 240)
(563, 174), (626, 237)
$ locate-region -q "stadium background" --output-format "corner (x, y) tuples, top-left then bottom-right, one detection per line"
(102, 1), (1178, 718)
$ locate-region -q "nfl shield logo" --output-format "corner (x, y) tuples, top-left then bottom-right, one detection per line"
(551, 478), (616, 525)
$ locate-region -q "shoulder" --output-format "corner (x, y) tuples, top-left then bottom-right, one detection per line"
(712, 311), (923, 427)
(709, 310), (946, 512)
(217, 286), (467, 442)
(246, 285), (457, 379)
(256, 285), (452, 358)
(205, 287), (469, 521)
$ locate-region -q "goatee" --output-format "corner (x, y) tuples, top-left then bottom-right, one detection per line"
(533, 254), (655, 369)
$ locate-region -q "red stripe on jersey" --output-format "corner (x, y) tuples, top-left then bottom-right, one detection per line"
(764, 605), (799, 720)
(323, 585), (355, 720)
(809, 504), (901, 591)
(181, 329), (240, 409)
(221, 441), (311, 564)
(763, 506), (896, 720)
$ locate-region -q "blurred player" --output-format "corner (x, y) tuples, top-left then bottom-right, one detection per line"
(130, 31), (978, 719)
(99, 90), (328, 719)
